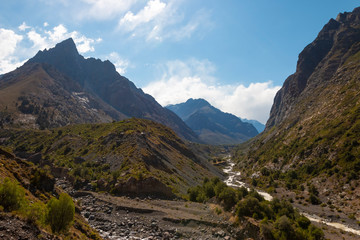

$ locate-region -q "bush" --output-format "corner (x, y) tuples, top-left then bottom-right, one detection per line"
(309, 194), (321, 205)
(46, 193), (75, 233)
(24, 201), (46, 224)
(218, 187), (237, 211)
(236, 196), (262, 219)
(0, 178), (26, 211)
(297, 215), (311, 229)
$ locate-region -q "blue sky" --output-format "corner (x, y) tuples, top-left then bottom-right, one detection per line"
(0, 0), (358, 123)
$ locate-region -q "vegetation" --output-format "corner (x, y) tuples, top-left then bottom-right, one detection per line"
(45, 193), (75, 233)
(0, 118), (218, 197)
(0, 177), (26, 211)
(0, 178), (75, 234)
(188, 177), (324, 240)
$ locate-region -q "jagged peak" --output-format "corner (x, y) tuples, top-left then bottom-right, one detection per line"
(335, 7), (360, 24)
(53, 38), (78, 54)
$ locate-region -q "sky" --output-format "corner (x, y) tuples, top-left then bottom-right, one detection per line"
(0, 1), (359, 124)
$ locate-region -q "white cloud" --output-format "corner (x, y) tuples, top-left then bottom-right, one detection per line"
(143, 59), (280, 124)
(119, 0), (166, 31)
(43, 22), (49, 27)
(77, 0), (211, 42)
(0, 28), (24, 73)
(80, 0), (138, 20)
(106, 52), (130, 75)
(18, 22), (30, 31)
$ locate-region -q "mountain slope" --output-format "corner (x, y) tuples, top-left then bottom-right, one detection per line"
(0, 62), (126, 129)
(25, 38), (198, 141)
(167, 98), (258, 145)
(235, 7), (360, 215)
(1, 118), (223, 197)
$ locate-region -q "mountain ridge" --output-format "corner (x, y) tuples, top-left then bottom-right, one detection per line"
(0, 38), (198, 142)
(167, 98), (258, 145)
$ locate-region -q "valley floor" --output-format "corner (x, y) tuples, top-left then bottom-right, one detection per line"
(58, 178), (258, 240)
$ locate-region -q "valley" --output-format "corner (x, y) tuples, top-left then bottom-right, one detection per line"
(1, 4), (360, 240)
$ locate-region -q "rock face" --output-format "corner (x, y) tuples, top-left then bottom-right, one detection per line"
(267, 7), (360, 129)
(167, 98), (258, 145)
(0, 38), (198, 141)
(236, 7), (360, 214)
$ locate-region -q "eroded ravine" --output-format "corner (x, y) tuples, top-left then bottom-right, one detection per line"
(223, 155), (360, 237)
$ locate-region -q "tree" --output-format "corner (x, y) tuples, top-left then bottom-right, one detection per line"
(46, 193), (75, 233)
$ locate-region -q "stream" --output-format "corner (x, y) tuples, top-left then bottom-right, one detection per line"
(223, 155), (360, 236)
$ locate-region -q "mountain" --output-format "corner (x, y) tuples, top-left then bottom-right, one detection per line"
(235, 7), (360, 216)
(1, 118), (223, 197)
(240, 118), (265, 133)
(0, 38), (198, 142)
(167, 98), (258, 145)
(0, 62), (126, 129)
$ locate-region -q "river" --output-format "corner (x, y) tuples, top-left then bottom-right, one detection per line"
(223, 155), (360, 236)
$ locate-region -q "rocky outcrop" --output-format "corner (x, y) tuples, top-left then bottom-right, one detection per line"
(111, 177), (176, 199)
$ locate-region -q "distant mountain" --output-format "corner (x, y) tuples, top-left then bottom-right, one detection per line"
(240, 118), (265, 133)
(167, 98), (258, 145)
(235, 7), (360, 214)
(0, 38), (198, 141)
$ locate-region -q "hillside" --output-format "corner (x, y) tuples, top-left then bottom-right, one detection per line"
(0, 118), (223, 198)
(167, 98), (258, 145)
(234, 7), (360, 218)
(0, 148), (102, 239)
(21, 38), (198, 142)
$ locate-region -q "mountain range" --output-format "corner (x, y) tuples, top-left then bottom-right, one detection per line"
(0, 38), (198, 142)
(167, 98), (258, 145)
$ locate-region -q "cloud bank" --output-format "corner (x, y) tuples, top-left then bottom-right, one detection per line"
(143, 59), (281, 124)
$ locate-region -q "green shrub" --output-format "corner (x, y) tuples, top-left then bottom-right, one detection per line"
(297, 215), (311, 229)
(45, 193), (75, 233)
(24, 201), (46, 224)
(308, 194), (321, 205)
(0, 178), (26, 211)
(218, 187), (237, 211)
(236, 196), (262, 219)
